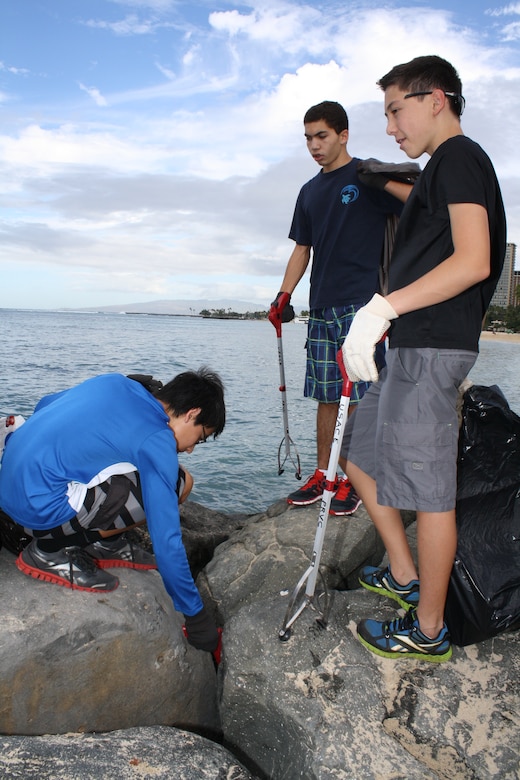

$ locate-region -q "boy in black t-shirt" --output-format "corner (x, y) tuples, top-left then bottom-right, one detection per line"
(341, 55), (506, 661)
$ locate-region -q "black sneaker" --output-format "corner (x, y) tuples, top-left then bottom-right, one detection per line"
(359, 565), (419, 610)
(357, 609), (452, 662)
(288, 469), (337, 506)
(329, 478), (362, 516)
(84, 534), (157, 570)
(17, 540), (119, 592)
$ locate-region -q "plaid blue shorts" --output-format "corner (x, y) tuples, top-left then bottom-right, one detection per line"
(304, 305), (384, 404)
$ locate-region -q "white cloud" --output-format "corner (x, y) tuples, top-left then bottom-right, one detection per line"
(501, 21), (520, 38)
(486, 3), (520, 15)
(0, 61), (30, 76)
(84, 14), (161, 35)
(2, 0), (520, 310)
(78, 83), (108, 107)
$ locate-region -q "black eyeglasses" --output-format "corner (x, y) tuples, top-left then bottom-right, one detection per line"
(197, 425), (209, 445)
(404, 90), (465, 116)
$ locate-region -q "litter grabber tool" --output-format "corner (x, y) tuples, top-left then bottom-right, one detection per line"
(278, 349), (353, 641)
(268, 293), (301, 480)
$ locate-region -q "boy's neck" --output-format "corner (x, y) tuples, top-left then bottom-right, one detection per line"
(322, 151), (353, 173)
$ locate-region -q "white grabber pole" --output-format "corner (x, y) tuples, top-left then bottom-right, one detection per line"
(279, 349), (353, 640)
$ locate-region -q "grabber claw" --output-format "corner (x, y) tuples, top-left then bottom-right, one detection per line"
(277, 435), (302, 479)
(269, 300), (301, 480)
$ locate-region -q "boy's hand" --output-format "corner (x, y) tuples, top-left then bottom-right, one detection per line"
(269, 292), (295, 326)
(357, 158), (421, 186)
(183, 606), (219, 652)
(342, 294), (398, 382)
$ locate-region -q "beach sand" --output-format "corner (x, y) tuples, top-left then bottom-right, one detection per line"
(480, 330), (520, 343)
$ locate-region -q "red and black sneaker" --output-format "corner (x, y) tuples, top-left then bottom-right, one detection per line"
(85, 534), (157, 570)
(17, 540), (119, 592)
(287, 468), (338, 506)
(329, 478), (362, 516)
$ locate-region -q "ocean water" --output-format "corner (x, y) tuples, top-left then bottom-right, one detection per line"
(1, 308), (519, 515)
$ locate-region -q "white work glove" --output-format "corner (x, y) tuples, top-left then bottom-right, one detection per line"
(342, 294), (398, 382)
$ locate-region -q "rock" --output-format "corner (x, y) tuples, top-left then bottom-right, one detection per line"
(179, 501), (248, 578)
(218, 586), (520, 780)
(0, 726), (256, 779)
(0, 547), (219, 736)
(204, 502), (520, 780)
(1, 497), (519, 780)
(199, 502), (385, 621)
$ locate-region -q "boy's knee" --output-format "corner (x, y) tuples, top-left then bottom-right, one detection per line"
(177, 467), (194, 504)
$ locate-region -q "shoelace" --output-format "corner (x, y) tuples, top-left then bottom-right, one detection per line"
(66, 547), (99, 574)
(382, 609), (415, 636)
(334, 480), (353, 500)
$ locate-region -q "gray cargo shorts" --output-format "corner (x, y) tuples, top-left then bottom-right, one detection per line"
(342, 347), (477, 512)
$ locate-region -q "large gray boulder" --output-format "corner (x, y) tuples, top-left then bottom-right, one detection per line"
(0, 547), (219, 736)
(1, 496), (519, 780)
(218, 588), (520, 779)
(203, 501), (520, 780)
(199, 500), (386, 620)
(0, 726), (255, 779)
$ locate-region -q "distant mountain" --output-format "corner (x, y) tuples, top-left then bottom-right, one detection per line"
(67, 299), (271, 316)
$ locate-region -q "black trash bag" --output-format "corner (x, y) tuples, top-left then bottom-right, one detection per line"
(0, 510), (32, 555)
(445, 384), (520, 646)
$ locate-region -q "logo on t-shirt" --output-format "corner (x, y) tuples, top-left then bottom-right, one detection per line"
(340, 185), (359, 205)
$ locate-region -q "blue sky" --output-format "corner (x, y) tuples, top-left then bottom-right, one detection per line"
(2, 0), (520, 310)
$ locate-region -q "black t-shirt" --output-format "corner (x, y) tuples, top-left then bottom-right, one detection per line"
(289, 158), (402, 309)
(388, 135), (506, 350)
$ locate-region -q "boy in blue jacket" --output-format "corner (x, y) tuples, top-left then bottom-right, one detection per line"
(0, 367), (225, 654)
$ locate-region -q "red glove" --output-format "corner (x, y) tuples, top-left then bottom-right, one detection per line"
(269, 292), (295, 328)
(212, 627), (223, 666)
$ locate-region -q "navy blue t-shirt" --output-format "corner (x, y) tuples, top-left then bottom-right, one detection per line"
(289, 158), (403, 309)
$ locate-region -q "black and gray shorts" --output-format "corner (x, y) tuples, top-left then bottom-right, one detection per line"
(344, 347), (477, 512)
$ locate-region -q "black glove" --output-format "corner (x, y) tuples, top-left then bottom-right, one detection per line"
(183, 606), (219, 652)
(127, 374), (164, 394)
(357, 158), (421, 187)
(269, 292), (295, 325)
(357, 170), (389, 191)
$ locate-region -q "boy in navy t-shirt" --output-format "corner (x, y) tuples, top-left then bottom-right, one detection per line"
(269, 101), (411, 515)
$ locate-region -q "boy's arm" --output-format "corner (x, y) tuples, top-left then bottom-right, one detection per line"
(383, 179), (413, 204)
(270, 243), (311, 322)
(342, 202), (491, 383)
(279, 243), (311, 294)
(386, 202), (491, 315)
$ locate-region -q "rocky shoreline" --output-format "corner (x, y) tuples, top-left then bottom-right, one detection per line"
(0, 497), (518, 779)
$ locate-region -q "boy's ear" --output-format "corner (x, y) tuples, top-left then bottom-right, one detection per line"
(185, 407), (202, 422)
(432, 88), (446, 115)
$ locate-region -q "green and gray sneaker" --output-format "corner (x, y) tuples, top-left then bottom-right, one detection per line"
(357, 609), (452, 663)
(359, 565), (419, 610)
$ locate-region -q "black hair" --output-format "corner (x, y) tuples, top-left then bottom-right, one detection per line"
(303, 101), (349, 133)
(155, 366), (225, 437)
(378, 55), (464, 117)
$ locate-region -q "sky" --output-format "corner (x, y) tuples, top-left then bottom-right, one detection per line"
(2, 0), (520, 311)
